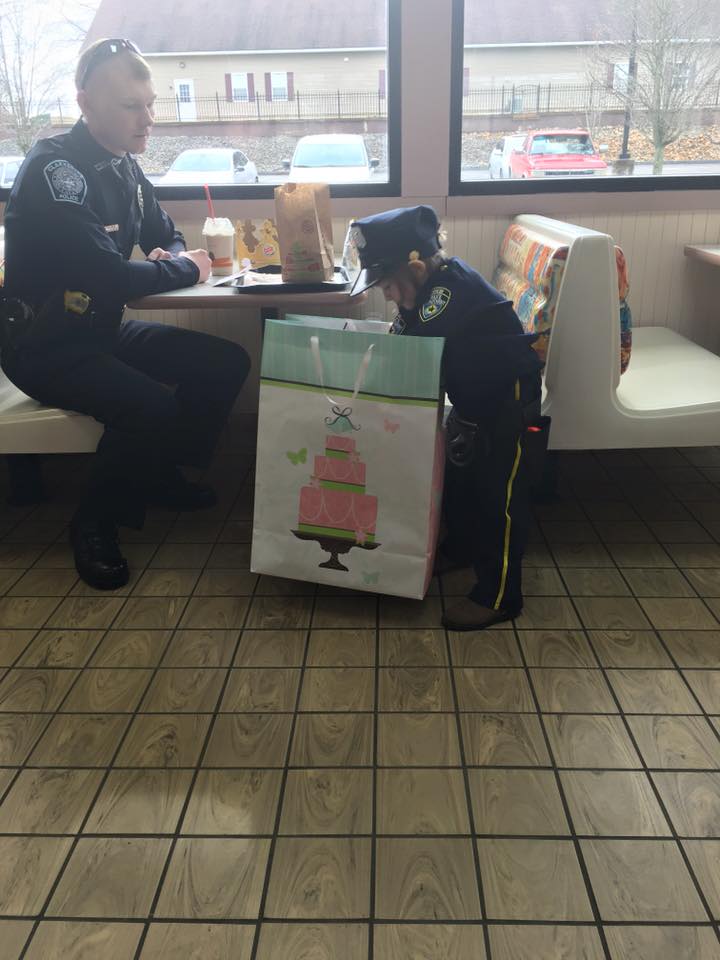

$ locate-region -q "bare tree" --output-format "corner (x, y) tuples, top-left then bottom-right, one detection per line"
(583, 82), (607, 146)
(0, 0), (95, 154)
(587, 0), (720, 174)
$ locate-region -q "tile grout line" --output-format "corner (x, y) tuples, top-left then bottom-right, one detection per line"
(131, 480), (261, 960)
(511, 607), (613, 960)
(3, 914), (719, 928)
(565, 470), (720, 944)
(438, 576), (493, 960)
(625, 456), (720, 752)
(3, 449), (720, 952)
(367, 588), (380, 960)
(247, 585), (320, 960)
(16, 535), (177, 960)
(580, 620), (720, 943)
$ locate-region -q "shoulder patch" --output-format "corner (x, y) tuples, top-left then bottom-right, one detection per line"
(43, 159), (87, 205)
(420, 286), (451, 323)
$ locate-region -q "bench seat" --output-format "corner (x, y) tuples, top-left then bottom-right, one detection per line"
(0, 375), (101, 454)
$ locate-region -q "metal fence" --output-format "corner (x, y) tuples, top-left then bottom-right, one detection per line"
(43, 80), (720, 126)
(463, 81), (720, 117)
(50, 90), (389, 126)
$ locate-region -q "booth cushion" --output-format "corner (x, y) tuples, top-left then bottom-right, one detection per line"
(492, 222), (632, 374)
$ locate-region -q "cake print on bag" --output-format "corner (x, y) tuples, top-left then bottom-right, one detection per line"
(293, 433), (380, 571)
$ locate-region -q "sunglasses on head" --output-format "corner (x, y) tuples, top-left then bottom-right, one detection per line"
(78, 38), (142, 89)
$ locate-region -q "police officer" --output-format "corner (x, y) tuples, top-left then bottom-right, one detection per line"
(0, 38), (250, 590)
(349, 206), (546, 630)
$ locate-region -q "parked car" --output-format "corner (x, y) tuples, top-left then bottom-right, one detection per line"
(285, 134), (380, 183)
(509, 130), (609, 179)
(157, 148), (258, 185)
(488, 134), (525, 179)
(0, 156), (23, 189)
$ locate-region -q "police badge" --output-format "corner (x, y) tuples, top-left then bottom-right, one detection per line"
(419, 286), (451, 322)
(43, 160), (87, 205)
(348, 225), (366, 250)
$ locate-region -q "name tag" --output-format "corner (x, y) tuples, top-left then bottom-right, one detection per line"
(104, 224), (119, 233)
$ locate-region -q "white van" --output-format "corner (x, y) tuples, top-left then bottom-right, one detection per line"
(285, 134), (380, 183)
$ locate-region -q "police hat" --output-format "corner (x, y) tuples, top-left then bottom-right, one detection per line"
(348, 205), (441, 296)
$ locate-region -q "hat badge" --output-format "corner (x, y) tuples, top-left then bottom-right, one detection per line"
(348, 225), (366, 249)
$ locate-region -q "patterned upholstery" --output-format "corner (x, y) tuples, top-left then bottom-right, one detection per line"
(616, 246), (632, 376)
(492, 222), (632, 375)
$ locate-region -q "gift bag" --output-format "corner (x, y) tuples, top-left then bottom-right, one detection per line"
(274, 183), (334, 283)
(235, 218), (281, 268)
(251, 317), (446, 599)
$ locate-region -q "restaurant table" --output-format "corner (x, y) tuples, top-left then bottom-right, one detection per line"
(684, 244), (720, 268)
(129, 276), (367, 321)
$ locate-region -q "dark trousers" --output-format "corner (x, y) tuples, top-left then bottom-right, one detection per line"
(1, 319), (250, 525)
(443, 398), (532, 613)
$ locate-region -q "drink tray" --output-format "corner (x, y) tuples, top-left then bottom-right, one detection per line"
(231, 265), (351, 294)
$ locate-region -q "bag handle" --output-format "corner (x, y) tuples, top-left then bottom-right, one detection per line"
(310, 335), (374, 410)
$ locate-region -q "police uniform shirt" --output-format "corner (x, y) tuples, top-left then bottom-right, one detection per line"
(390, 257), (542, 420)
(3, 119), (199, 314)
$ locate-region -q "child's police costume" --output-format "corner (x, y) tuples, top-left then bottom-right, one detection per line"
(350, 206), (546, 629)
(0, 118), (249, 589)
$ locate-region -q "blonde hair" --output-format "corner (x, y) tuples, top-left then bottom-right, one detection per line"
(75, 39), (151, 91)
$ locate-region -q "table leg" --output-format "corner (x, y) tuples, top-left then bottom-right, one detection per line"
(6, 454), (46, 505)
(259, 307), (279, 337)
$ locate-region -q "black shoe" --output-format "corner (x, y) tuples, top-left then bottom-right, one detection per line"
(442, 597), (521, 631)
(71, 520), (129, 590)
(146, 472), (217, 512)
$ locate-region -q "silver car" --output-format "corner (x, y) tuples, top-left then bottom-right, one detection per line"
(0, 156), (23, 189)
(158, 148), (259, 186)
(285, 135), (380, 184)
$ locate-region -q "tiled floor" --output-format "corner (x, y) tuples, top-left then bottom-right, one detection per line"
(0, 447), (719, 958)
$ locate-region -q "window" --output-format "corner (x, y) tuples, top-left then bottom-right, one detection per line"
(3, 0), (400, 199)
(452, 0), (720, 192)
(672, 60), (696, 92)
(231, 72), (249, 101)
(271, 71), (288, 101)
(143, 0), (398, 196)
(611, 61), (630, 94)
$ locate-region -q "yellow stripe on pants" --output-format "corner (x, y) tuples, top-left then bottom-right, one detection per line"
(494, 380), (522, 611)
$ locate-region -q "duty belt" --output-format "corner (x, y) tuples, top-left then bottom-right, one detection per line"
(0, 290), (122, 350)
(446, 395), (544, 468)
(445, 409), (480, 467)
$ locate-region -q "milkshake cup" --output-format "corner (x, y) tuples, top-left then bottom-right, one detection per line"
(202, 217), (235, 276)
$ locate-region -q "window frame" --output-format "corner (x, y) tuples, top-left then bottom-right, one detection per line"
(449, 0), (720, 196)
(150, 1), (399, 200)
(0, 1), (401, 204)
(270, 71), (289, 102)
(231, 71), (249, 102)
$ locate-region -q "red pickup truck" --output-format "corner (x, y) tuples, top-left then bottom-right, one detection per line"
(509, 129), (610, 179)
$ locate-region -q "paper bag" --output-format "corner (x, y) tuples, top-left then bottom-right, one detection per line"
(274, 183), (334, 283)
(251, 316), (446, 599)
(235, 218), (281, 268)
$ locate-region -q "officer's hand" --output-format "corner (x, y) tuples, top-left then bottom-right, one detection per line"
(146, 248), (173, 261)
(179, 249), (212, 283)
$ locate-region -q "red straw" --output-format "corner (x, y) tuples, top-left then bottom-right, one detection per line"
(203, 184), (216, 220)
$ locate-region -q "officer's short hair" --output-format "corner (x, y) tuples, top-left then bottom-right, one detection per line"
(75, 39), (151, 91)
